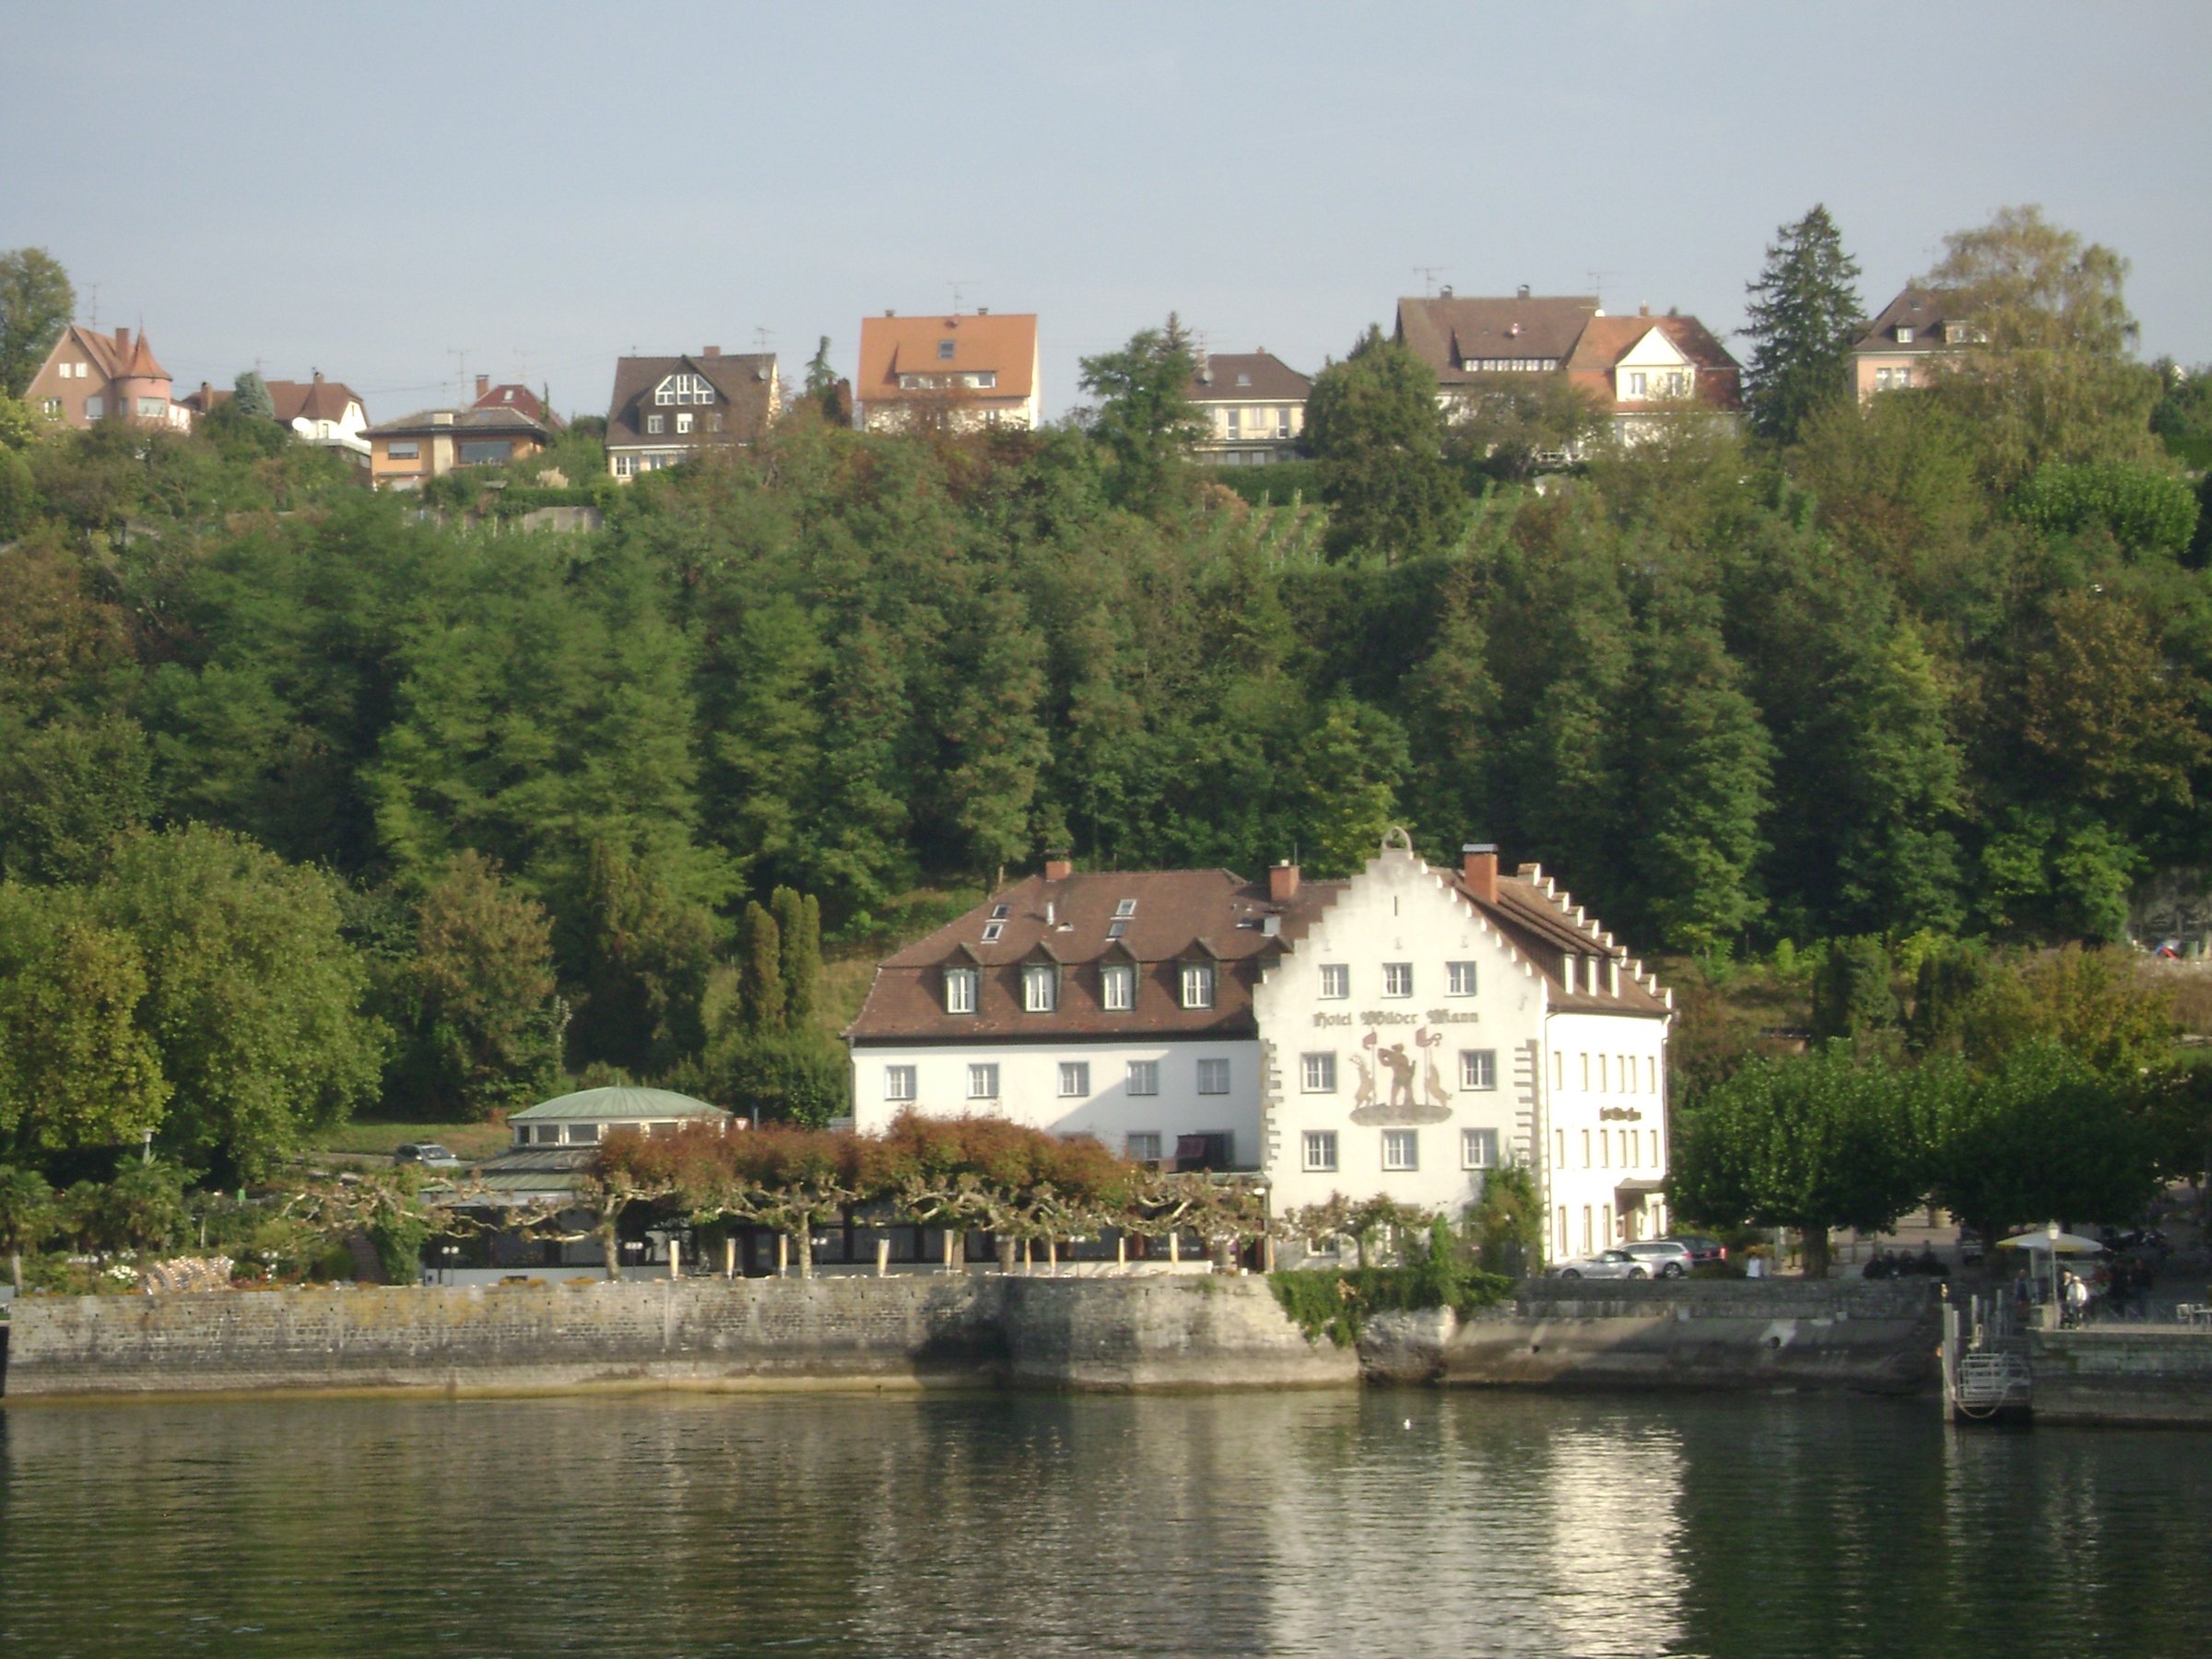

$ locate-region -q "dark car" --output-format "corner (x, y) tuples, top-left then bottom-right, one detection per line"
(1656, 1234), (1726, 1270)
(394, 1142), (463, 1168)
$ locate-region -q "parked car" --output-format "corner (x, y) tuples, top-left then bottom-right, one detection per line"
(1654, 1234), (1726, 1269)
(1552, 1250), (1650, 1280)
(1620, 1240), (1697, 1278)
(393, 1142), (463, 1168)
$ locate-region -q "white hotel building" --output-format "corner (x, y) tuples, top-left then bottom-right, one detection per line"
(845, 834), (1672, 1262)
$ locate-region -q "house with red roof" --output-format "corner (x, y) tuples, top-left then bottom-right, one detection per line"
(1394, 288), (1741, 453)
(472, 375), (563, 429)
(847, 832), (1673, 1263)
(24, 324), (191, 433)
(178, 372), (372, 463)
(854, 309), (1040, 433)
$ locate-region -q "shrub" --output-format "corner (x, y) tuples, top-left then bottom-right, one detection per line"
(2012, 460), (2199, 559)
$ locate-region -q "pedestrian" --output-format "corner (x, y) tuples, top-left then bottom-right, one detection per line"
(2065, 1269), (2089, 1327)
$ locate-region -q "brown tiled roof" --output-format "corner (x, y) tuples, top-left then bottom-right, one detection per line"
(1853, 287), (1966, 355)
(1394, 295), (1600, 385)
(474, 382), (562, 428)
(180, 375), (364, 422)
(604, 350), (777, 451)
(856, 312), (1038, 402)
(64, 324), (169, 384)
(848, 857), (1666, 1043)
(1562, 314), (1744, 413)
(1187, 351), (1311, 403)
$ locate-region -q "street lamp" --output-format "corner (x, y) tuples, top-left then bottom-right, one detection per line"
(2047, 1219), (2062, 1325)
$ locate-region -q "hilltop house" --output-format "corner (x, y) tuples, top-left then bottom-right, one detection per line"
(1394, 288), (1741, 449)
(179, 372), (372, 463)
(1186, 350), (1311, 465)
(1851, 287), (1981, 399)
(24, 324), (192, 432)
(603, 347), (778, 479)
(362, 405), (551, 490)
(853, 310), (1040, 433)
(845, 833), (1672, 1263)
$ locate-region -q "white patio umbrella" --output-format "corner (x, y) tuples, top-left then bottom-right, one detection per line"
(1994, 1230), (2106, 1254)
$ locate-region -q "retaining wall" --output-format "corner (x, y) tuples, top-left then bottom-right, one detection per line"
(1001, 1276), (1357, 1391)
(1372, 1279), (1943, 1394)
(0, 1274), (1352, 1401)
(0, 1277), (1004, 1400)
(2027, 1327), (2212, 1427)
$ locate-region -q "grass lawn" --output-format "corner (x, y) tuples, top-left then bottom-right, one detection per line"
(309, 1120), (512, 1161)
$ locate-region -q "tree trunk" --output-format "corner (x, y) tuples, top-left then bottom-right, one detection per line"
(599, 1218), (621, 1280)
(795, 1227), (813, 1279)
(1802, 1227), (1831, 1279)
(9, 1248), (20, 1291)
(995, 1236), (1016, 1274)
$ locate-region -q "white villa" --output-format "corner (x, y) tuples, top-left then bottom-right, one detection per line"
(845, 834), (1672, 1263)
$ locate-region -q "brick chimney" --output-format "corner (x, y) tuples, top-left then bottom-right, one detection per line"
(702, 345), (721, 358)
(1463, 843), (1499, 904)
(1268, 860), (1300, 902)
(475, 373), (488, 400)
(1043, 855), (1072, 882)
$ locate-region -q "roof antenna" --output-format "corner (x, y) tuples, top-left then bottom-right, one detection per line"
(1585, 270), (1611, 311)
(752, 326), (771, 353)
(1413, 265), (1449, 297)
(948, 279), (979, 314)
(87, 282), (100, 328)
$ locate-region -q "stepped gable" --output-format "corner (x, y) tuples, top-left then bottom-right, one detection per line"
(1455, 862), (1669, 1015)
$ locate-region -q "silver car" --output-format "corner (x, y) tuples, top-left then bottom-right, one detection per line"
(1552, 1249), (1650, 1280)
(1620, 1240), (1696, 1278)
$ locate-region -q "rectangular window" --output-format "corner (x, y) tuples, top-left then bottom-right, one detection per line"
(1618, 1129), (1632, 1168)
(1646, 1056), (1657, 1094)
(710, 413), (723, 432)
(884, 1065), (917, 1101)
(646, 414), (665, 433)
(1180, 962), (1215, 1008)
(1303, 1131), (1338, 1172)
(1126, 1060), (1159, 1097)
(1126, 1132), (1162, 1163)
(944, 966), (977, 1014)
(1100, 963), (1134, 1012)
(41, 398), (59, 414)
(1382, 963), (1413, 998)
(535, 1124), (563, 1145)
(1196, 1058), (1230, 1096)
(568, 1123), (601, 1145)
(136, 396), (165, 418)
(1302, 1053), (1337, 1093)
(458, 440), (507, 465)
(1583, 1206), (1594, 1254)
(1319, 964), (1349, 1000)
(1555, 1127), (1565, 1167)
(937, 338), (957, 360)
(387, 441), (420, 459)
(1599, 1132), (1609, 1169)
(1557, 1206), (1569, 1258)
(612, 453), (635, 477)
(1058, 1062), (1089, 1098)
(1447, 961), (1477, 996)
(967, 1063), (999, 1100)
(1582, 1129), (1591, 1168)
(1649, 1129), (1660, 1167)
(1581, 1053), (1590, 1090)
(1461, 1128), (1500, 1170)
(1022, 963), (1057, 1013)
(1553, 1052), (1563, 1089)
(1626, 371), (1647, 398)
(1459, 1049), (1497, 1090)
(1382, 1130), (1418, 1172)
(83, 394), (103, 419)
(676, 412), (694, 434)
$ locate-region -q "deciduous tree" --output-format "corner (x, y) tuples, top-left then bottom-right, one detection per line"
(0, 248), (73, 398)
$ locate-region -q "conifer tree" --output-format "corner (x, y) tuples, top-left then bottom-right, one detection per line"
(737, 901), (785, 1035)
(1742, 205), (1864, 447)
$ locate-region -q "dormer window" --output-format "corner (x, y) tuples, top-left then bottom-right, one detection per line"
(1235, 372), (1251, 387)
(944, 966), (978, 1015)
(653, 372), (715, 406)
(1022, 963), (1058, 1013)
(1180, 962), (1216, 1009)
(937, 339), (957, 360)
(1101, 962), (1135, 1011)
(1894, 325), (1914, 345)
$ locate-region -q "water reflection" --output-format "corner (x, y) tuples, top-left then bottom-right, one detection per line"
(1, 1391), (2206, 1658)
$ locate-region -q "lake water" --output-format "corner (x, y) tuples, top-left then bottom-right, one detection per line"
(1, 1388), (2206, 1658)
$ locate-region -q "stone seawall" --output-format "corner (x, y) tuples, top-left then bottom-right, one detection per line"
(1002, 1276), (1357, 1391)
(1, 1277), (1006, 1399)
(1, 1275), (1352, 1401)
(1365, 1280), (1942, 1394)
(2027, 1328), (2212, 1427)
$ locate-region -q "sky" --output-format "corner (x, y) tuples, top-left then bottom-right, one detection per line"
(7, 1), (2209, 423)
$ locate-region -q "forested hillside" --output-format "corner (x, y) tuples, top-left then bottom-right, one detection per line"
(3, 207), (2211, 1183)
